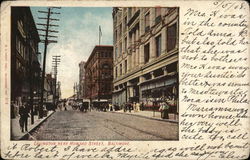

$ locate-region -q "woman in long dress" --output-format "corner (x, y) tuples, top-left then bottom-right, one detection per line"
(162, 102), (170, 119)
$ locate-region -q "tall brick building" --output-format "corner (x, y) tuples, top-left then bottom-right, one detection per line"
(84, 45), (113, 101)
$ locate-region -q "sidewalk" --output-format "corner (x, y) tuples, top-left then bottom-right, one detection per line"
(11, 111), (54, 140)
(112, 110), (179, 123)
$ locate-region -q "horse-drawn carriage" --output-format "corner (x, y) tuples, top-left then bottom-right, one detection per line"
(79, 99), (90, 112)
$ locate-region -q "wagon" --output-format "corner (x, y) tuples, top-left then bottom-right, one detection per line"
(79, 99), (90, 112)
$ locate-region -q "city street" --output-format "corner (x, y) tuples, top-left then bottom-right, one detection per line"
(11, 7), (180, 142)
(29, 108), (178, 140)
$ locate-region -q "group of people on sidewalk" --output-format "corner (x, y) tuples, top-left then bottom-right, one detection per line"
(122, 102), (141, 113)
(11, 96), (55, 133)
(120, 101), (171, 119)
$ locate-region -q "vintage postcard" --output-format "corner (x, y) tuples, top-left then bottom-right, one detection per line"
(1, 0), (249, 159)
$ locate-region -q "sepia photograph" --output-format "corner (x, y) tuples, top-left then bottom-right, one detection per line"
(10, 6), (179, 141)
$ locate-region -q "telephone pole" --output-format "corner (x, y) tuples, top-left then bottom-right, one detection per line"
(37, 7), (61, 118)
(73, 83), (76, 99)
(73, 82), (78, 100)
(52, 55), (61, 105)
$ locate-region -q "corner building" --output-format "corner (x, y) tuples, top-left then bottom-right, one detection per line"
(112, 7), (179, 113)
(84, 45), (113, 102)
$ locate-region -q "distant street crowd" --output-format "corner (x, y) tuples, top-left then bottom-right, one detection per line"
(56, 99), (171, 120)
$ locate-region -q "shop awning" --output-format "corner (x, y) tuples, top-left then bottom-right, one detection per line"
(165, 78), (177, 86)
(139, 72), (177, 86)
(141, 76), (177, 91)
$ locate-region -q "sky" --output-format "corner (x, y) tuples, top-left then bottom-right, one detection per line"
(30, 7), (113, 98)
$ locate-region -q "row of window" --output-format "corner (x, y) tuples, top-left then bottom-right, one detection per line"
(115, 7), (163, 25)
(100, 84), (111, 92)
(114, 22), (177, 79)
(144, 8), (161, 27)
(114, 10), (177, 61)
(90, 83), (111, 94)
(144, 23), (177, 63)
(114, 8), (172, 42)
(115, 24), (138, 60)
(86, 64), (112, 81)
(99, 52), (112, 58)
(87, 51), (112, 68)
(115, 22), (177, 68)
(115, 59), (127, 78)
(114, 36), (128, 59)
(16, 35), (40, 71)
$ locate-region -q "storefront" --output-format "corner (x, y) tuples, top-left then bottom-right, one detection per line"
(112, 88), (126, 106)
(140, 74), (178, 114)
(127, 78), (139, 103)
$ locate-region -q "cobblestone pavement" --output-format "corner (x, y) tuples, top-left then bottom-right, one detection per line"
(29, 109), (178, 140)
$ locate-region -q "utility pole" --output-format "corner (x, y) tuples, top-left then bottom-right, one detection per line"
(28, 39), (35, 124)
(57, 81), (61, 100)
(37, 7), (61, 118)
(28, 48), (34, 124)
(25, 18), (37, 124)
(73, 83), (76, 100)
(73, 82), (78, 100)
(52, 55), (61, 106)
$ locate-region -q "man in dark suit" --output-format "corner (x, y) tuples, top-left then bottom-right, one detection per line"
(19, 98), (30, 132)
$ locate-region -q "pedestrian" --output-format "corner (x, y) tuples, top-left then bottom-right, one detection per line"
(104, 104), (107, 112)
(133, 102), (137, 112)
(15, 100), (20, 117)
(161, 101), (170, 119)
(122, 103), (126, 112)
(19, 98), (30, 132)
(128, 103), (132, 113)
(141, 102), (144, 111)
(109, 103), (113, 111)
(136, 102), (140, 112)
(64, 101), (67, 111)
(159, 102), (164, 118)
(101, 103), (104, 112)
(59, 102), (62, 111)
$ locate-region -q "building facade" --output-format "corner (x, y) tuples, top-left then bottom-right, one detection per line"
(44, 74), (56, 103)
(78, 61), (86, 99)
(84, 45), (113, 102)
(112, 7), (179, 113)
(11, 7), (41, 111)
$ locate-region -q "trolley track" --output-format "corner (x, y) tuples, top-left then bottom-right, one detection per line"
(27, 110), (178, 140)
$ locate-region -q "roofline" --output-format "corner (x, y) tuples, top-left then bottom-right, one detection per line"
(84, 45), (113, 68)
(95, 45), (113, 47)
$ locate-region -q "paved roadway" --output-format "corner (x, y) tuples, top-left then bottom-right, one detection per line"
(29, 109), (178, 140)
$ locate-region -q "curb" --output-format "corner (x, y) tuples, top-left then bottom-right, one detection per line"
(111, 111), (178, 124)
(19, 111), (55, 140)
